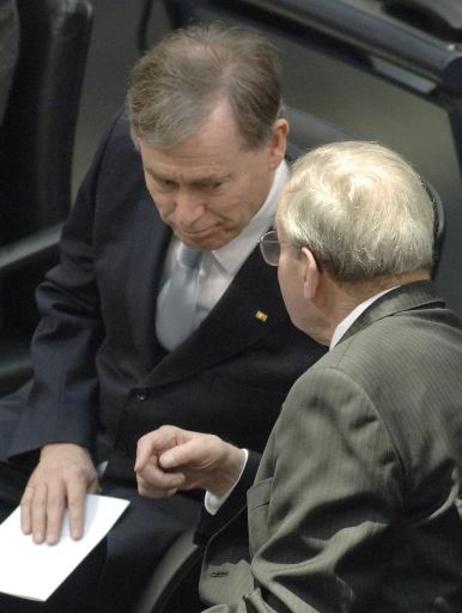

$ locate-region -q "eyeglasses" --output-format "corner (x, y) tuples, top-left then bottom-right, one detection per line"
(258, 229), (322, 271)
(258, 230), (289, 267)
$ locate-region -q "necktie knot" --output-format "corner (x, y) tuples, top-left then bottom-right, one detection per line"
(177, 243), (202, 268)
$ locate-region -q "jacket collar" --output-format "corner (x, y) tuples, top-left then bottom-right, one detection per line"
(338, 280), (444, 345)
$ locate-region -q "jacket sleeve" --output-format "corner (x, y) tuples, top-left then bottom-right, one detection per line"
(7, 113), (126, 460)
(194, 450), (261, 546)
(200, 367), (408, 612)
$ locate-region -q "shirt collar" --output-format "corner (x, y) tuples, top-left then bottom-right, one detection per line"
(330, 286), (399, 350)
(211, 161), (290, 275)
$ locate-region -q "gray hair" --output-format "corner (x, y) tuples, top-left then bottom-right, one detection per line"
(278, 141), (435, 281)
(126, 23), (282, 149)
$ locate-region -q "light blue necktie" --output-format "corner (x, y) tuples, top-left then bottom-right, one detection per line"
(156, 243), (202, 350)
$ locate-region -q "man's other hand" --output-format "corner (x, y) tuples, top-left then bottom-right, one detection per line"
(20, 443), (100, 545)
(135, 425), (245, 499)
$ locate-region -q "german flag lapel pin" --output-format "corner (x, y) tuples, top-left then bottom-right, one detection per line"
(255, 310), (268, 323)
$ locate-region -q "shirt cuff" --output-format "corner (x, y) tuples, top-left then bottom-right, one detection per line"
(204, 449), (248, 516)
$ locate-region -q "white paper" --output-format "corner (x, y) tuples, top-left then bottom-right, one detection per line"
(0, 494), (129, 601)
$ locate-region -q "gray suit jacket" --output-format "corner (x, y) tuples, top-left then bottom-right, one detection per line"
(199, 281), (462, 612)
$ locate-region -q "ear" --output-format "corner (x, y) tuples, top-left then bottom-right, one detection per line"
(267, 118), (289, 169)
(300, 247), (320, 300)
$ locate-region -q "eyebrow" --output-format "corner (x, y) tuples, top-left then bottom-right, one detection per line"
(144, 167), (232, 186)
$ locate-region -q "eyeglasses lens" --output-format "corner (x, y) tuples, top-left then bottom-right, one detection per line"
(260, 231), (280, 266)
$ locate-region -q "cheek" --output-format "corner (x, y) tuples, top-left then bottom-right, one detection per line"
(277, 263), (289, 302)
(206, 192), (243, 225)
(225, 197), (247, 222)
(277, 260), (301, 319)
(220, 189), (261, 227)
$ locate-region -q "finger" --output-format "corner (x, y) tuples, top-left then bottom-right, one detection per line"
(135, 441), (159, 474)
(136, 473), (165, 498)
(135, 426), (184, 471)
(20, 485), (35, 535)
(88, 478), (101, 494)
(159, 438), (210, 470)
(44, 480), (66, 545)
(136, 474), (178, 498)
(137, 461), (185, 491)
(30, 482), (48, 544)
(135, 434), (161, 472)
(66, 475), (88, 540)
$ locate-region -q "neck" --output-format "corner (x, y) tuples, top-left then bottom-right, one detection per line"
(321, 270), (431, 345)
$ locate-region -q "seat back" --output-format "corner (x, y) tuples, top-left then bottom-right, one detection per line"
(0, 0), (93, 393)
(0, 0), (93, 242)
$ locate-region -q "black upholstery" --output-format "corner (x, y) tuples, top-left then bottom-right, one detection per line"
(0, 0), (93, 239)
(132, 527), (203, 613)
(0, 0), (93, 394)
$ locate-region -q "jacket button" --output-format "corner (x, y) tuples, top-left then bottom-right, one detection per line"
(135, 389), (149, 401)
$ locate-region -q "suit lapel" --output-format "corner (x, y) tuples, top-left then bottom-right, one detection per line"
(122, 186), (172, 343)
(144, 244), (287, 387)
(339, 281), (445, 345)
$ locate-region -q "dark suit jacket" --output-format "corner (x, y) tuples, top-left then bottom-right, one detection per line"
(1, 111), (325, 486)
(199, 282), (462, 612)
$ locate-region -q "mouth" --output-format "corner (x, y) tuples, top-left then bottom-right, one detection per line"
(176, 225), (219, 239)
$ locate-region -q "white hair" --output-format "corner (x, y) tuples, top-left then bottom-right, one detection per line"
(278, 141), (434, 281)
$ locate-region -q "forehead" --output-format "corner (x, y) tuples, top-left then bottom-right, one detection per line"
(139, 138), (237, 183)
(138, 100), (250, 180)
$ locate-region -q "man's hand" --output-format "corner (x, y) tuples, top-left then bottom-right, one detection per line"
(135, 425), (245, 499)
(20, 443), (100, 545)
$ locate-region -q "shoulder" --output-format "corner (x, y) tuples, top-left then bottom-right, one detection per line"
(298, 304), (462, 403)
(89, 109), (146, 207)
(97, 110), (141, 172)
(283, 307), (462, 471)
(329, 305), (462, 387)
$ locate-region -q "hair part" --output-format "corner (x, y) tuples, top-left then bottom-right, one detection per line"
(126, 23), (283, 149)
(278, 141), (435, 282)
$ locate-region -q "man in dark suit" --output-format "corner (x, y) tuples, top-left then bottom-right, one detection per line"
(136, 141), (462, 611)
(0, 23), (325, 612)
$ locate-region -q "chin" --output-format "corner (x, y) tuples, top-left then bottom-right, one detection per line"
(177, 232), (234, 251)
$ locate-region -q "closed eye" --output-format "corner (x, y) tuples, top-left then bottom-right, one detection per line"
(150, 176), (178, 192)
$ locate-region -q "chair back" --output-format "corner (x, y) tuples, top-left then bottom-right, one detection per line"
(0, 0), (93, 242)
(0, 0), (93, 393)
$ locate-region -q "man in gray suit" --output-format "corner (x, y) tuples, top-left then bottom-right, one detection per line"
(136, 141), (462, 611)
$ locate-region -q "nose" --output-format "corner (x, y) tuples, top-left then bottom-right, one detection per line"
(173, 189), (205, 227)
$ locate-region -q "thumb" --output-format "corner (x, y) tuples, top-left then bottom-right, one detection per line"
(159, 439), (201, 470)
